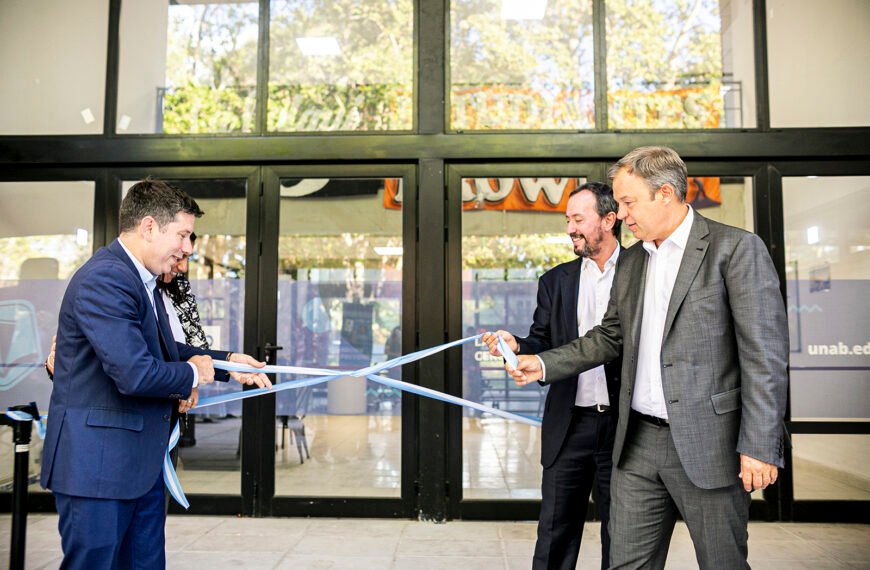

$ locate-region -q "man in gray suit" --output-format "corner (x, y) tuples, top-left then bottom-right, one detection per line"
(509, 146), (788, 569)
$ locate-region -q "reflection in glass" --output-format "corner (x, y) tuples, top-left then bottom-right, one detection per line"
(606, 0), (756, 129)
(461, 177), (581, 499)
(450, 0), (595, 130)
(0, 181), (94, 490)
(0, 1), (107, 134)
(268, 1), (414, 132)
(275, 178), (402, 497)
(118, 1), (259, 134)
(783, 177), (870, 422)
(792, 434), (870, 500)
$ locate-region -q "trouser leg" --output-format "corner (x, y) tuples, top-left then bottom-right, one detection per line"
(533, 412), (597, 570)
(608, 420), (677, 570)
(659, 430), (751, 570)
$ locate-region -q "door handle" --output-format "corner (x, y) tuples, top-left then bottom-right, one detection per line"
(262, 343), (284, 365)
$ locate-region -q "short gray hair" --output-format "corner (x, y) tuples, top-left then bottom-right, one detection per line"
(607, 146), (688, 201)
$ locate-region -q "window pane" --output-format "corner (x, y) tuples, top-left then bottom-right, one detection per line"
(450, 0), (595, 131)
(275, 178), (402, 497)
(768, 0), (870, 127)
(0, 0), (107, 134)
(606, 0), (756, 129)
(0, 181), (94, 489)
(783, 176), (870, 421)
(792, 434), (870, 500)
(122, 178), (248, 494)
(118, 1), (259, 134)
(268, 1), (414, 132)
(461, 177), (581, 499)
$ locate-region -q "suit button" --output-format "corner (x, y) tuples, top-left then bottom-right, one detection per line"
(163, 415), (170, 422)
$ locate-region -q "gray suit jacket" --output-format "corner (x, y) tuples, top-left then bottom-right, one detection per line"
(540, 212), (788, 489)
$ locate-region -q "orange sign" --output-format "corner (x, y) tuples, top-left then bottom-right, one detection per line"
(384, 178), (582, 211)
(384, 176), (722, 211)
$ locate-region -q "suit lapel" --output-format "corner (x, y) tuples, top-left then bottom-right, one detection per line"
(107, 239), (176, 361)
(561, 259), (581, 341)
(662, 214), (710, 341)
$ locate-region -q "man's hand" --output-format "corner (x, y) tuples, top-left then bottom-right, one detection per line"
(739, 454), (778, 492)
(481, 330), (518, 357)
(508, 355), (544, 386)
(179, 387), (198, 413)
(227, 353), (272, 389)
(188, 355), (215, 385)
(46, 334), (57, 375)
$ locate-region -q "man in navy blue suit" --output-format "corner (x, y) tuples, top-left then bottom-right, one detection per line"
(41, 179), (271, 569)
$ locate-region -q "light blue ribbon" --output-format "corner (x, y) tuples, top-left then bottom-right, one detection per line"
(3, 409), (47, 440)
(163, 421), (189, 509)
(163, 334), (541, 508)
(496, 335), (520, 369)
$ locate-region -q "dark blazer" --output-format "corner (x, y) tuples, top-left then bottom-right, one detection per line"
(516, 254), (622, 469)
(541, 213), (788, 489)
(41, 239), (229, 500)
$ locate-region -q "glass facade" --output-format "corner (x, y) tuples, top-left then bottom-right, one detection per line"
(783, 175), (870, 501)
(118, 0), (259, 134)
(606, 0), (756, 129)
(0, 0), (866, 523)
(783, 176), (870, 421)
(450, 0), (595, 130)
(0, 181), (95, 489)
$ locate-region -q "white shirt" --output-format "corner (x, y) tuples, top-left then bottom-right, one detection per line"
(117, 238), (198, 387)
(162, 292), (187, 343)
(575, 245), (620, 407)
(631, 206), (694, 419)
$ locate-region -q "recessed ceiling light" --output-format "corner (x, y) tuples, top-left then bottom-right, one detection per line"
(501, 0), (547, 20)
(296, 37), (341, 57)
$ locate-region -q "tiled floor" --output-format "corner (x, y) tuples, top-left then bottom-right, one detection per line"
(2, 515), (868, 569)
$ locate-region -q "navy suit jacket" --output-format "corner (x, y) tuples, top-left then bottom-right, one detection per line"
(41, 239), (229, 500)
(516, 255), (621, 469)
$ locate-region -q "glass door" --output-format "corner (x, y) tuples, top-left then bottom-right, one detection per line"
(262, 165), (416, 516)
(115, 167), (259, 513)
(447, 163), (604, 518)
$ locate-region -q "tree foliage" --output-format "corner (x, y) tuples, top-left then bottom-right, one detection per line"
(160, 0), (728, 133)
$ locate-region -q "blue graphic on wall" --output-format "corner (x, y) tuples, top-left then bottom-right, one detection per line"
(0, 300), (43, 391)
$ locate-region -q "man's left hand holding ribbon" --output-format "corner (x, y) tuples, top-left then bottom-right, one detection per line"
(178, 352), (271, 413)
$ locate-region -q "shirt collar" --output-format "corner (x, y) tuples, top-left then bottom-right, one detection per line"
(643, 206), (694, 254)
(118, 237), (158, 292)
(581, 242), (621, 272)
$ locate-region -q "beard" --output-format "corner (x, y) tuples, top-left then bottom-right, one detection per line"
(571, 227), (605, 259)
